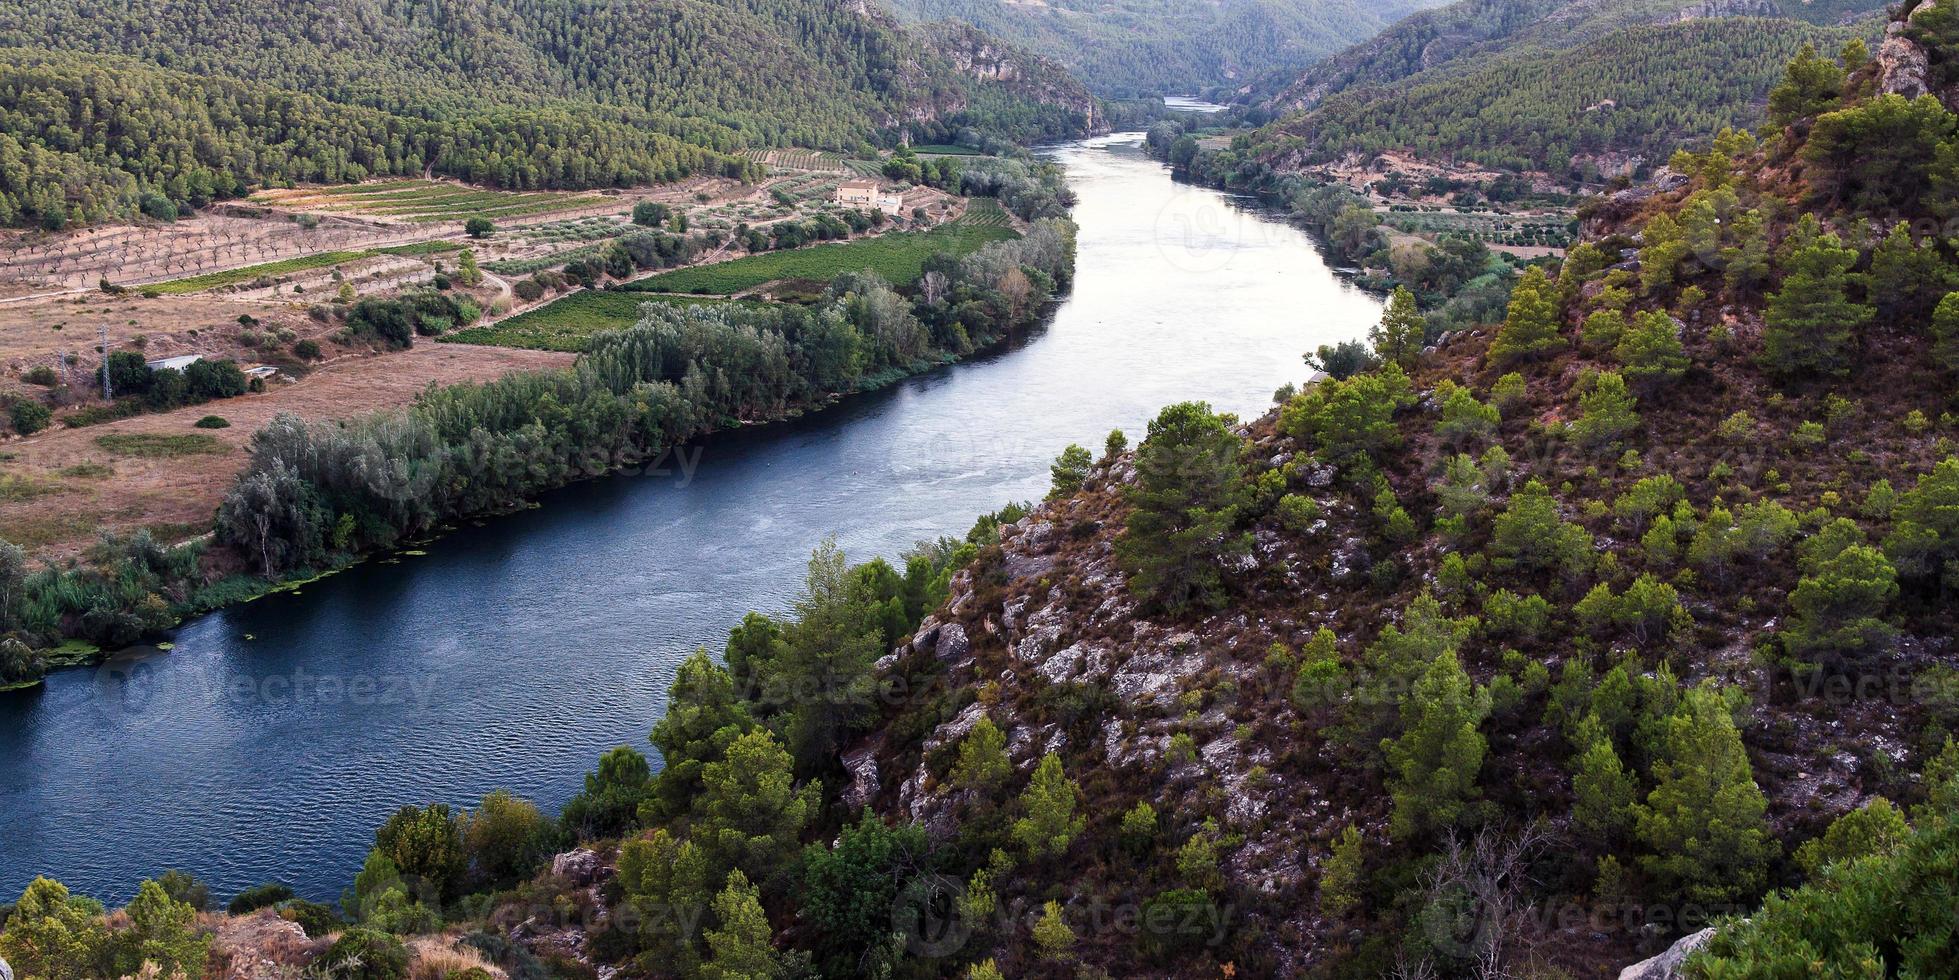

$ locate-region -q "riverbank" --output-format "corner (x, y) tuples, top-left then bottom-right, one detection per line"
(0, 217), (1078, 691)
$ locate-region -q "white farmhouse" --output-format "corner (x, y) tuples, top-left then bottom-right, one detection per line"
(145, 354), (202, 372)
(834, 178), (905, 216)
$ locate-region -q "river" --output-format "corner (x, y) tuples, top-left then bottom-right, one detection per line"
(0, 133), (1382, 904)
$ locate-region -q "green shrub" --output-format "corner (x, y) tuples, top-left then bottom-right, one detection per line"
(321, 928), (410, 980)
(194, 415), (231, 429)
(227, 881), (294, 914)
(9, 400), (52, 435)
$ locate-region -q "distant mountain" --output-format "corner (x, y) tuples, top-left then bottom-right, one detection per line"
(1249, 0), (1887, 180)
(0, 0), (1101, 227)
(879, 0), (1451, 97)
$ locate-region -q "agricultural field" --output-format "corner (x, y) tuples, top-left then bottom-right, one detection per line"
(1381, 207), (1576, 249)
(520, 216), (630, 245)
(484, 246), (603, 277)
(442, 292), (751, 352)
(912, 144), (983, 156)
(143, 251), (379, 294)
(250, 181), (611, 224)
(629, 200), (1016, 296)
(0, 344), (572, 559)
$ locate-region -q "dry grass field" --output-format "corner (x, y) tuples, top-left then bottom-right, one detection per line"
(0, 343), (572, 559)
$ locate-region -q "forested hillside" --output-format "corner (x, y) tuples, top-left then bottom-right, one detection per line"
(1250, 0), (1885, 180)
(880, 0), (1447, 97)
(0, 0), (1100, 228)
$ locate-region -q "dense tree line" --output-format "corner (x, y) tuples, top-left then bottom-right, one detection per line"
(1258, 17), (1873, 180)
(0, 0), (1098, 227)
(0, 51), (747, 229)
(214, 220), (1075, 578)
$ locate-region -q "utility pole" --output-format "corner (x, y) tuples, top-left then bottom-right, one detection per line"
(99, 325), (112, 401)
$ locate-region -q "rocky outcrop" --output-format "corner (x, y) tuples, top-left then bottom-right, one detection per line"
(920, 22), (1105, 134)
(1879, 21), (1933, 99)
(1616, 928), (1717, 980)
(1671, 0), (1780, 21)
(208, 910), (325, 979)
(550, 848), (608, 888)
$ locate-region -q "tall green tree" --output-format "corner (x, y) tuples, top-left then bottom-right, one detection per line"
(797, 812), (930, 978)
(1370, 286), (1427, 369)
(1382, 650), (1491, 840)
(1634, 685), (1774, 905)
(1615, 312), (1689, 392)
(1013, 752), (1085, 858)
(697, 728), (818, 883)
(1114, 402), (1250, 614)
(617, 829), (713, 975)
(1761, 216), (1869, 378)
(701, 871), (784, 980)
(1488, 266), (1564, 367)
(108, 879), (210, 980)
(769, 540), (884, 775)
(0, 877), (109, 980)
(645, 650), (756, 823)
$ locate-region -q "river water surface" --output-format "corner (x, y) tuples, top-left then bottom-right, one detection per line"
(0, 134), (1382, 902)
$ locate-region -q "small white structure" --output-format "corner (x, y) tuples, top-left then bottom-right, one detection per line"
(145, 354), (202, 372)
(834, 178), (905, 216)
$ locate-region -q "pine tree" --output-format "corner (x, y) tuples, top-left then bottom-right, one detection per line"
(701, 870), (782, 980)
(1048, 444), (1093, 499)
(1488, 266), (1565, 367)
(645, 650), (756, 823)
(1435, 382), (1499, 447)
(1570, 370), (1639, 449)
(1767, 44), (1845, 129)
(1615, 311), (1689, 392)
(1882, 457), (1959, 590)
(1370, 286), (1427, 369)
(1031, 900), (1076, 958)
(108, 879), (210, 980)
(1571, 728), (1638, 845)
(1013, 752), (1085, 858)
(1792, 797), (1910, 876)
(1933, 292), (1959, 374)
(1383, 650), (1492, 840)
(1634, 686), (1774, 905)
(697, 729), (818, 881)
(774, 540), (883, 774)
(951, 716), (1012, 791)
(1490, 479), (1593, 575)
(456, 248), (484, 287)
(0, 877), (110, 980)
(617, 829), (712, 972)
(1762, 216), (1869, 378)
(1319, 824), (1364, 917)
(1114, 402), (1251, 614)
(1865, 223), (1948, 322)
(1785, 541), (1899, 665)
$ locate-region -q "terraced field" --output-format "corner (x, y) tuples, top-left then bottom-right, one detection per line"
(440, 292), (754, 352)
(144, 250), (379, 294)
(251, 181), (609, 223)
(628, 201), (1016, 296)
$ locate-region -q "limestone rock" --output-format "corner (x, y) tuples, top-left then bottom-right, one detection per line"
(1617, 928), (1716, 980)
(551, 848), (607, 887)
(1879, 33), (1931, 99)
